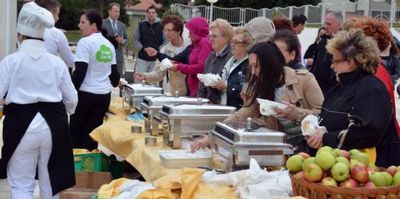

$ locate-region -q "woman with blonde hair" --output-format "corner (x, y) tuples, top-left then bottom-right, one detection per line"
(306, 29), (400, 167)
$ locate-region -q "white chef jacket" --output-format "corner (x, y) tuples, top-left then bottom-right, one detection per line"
(44, 27), (75, 69)
(74, 32), (116, 94)
(0, 39), (78, 130)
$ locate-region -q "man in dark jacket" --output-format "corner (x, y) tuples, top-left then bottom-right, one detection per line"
(311, 12), (343, 94)
(133, 5), (165, 75)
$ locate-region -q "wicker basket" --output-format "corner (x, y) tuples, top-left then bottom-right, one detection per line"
(289, 172), (400, 199)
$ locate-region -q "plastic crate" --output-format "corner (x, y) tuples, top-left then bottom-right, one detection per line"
(74, 152), (110, 172)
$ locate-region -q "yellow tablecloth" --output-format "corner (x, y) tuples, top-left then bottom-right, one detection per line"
(90, 98), (301, 199)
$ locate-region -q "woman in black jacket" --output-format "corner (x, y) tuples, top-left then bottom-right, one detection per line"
(306, 29), (400, 167)
(210, 26), (250, 109)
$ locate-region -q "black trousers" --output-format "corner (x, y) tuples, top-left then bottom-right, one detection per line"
(70, 91), (110, 150)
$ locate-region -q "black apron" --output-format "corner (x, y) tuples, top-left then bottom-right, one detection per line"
(0, 102), (75, 195)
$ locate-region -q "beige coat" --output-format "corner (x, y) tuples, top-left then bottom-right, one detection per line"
(144, 38), (191, 96)
(225, 67), (324, 130)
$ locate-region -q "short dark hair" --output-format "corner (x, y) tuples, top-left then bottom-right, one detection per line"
(271, 29), (301, 61)
(81, 10), (103, 32)
(273, 17), (293, 31)
(292, 14), (307, 27)
(162, 15), (184, 37)
(147, 5), (157, 12)
(108, 2), (120, 11)
(39, 0), (61, 11)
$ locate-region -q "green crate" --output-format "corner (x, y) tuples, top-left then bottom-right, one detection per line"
(74, 153), (110, 172)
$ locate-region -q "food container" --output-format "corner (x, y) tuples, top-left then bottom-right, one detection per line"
(159, 150), (212, 169)
(210, 120), (293, 171)
(145, 136), (157, 146)
(140, 96), (209, 135)
(159, 104), (236, 149)
(121, 83), (163, 108)
(131, 125), (142, 133)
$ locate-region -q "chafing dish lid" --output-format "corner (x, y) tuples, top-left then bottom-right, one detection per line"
(142, 96), (209, 107)
(124, 84), (163, 95)
(160, 104), (236, 115)
(212, 121), (286, 143)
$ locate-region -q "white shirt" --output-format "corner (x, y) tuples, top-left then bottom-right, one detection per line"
(0, 39), (78, 131)
(74, 33), (116, 94)
(44, 27), (75, 68)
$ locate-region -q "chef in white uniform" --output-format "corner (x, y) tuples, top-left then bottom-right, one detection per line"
(0, 2), (78, 199)
(42, 0), (75, 72)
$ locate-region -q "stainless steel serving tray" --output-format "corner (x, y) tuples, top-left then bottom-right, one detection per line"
(160, 104), (236, 119)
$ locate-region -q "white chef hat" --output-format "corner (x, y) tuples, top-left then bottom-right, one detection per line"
(17, 2), (54, 39)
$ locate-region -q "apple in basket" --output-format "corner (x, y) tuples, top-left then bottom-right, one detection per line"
(363, 181), (376, 188)
(394, 171), (400, 186)
(315, 150), (336, 171)
(350, 164), (369, 183)
(331, 162), (349, 182)
(386, 165), (397, 176)
(304, 163), (323, 182)
(321, 177), (337, 187)
(334, 149), (351, 160)
(286, 154), (304, 172)
(369, 172), (386, 187)
(380, 171), (393, 186)
(339, 178), (358, 188)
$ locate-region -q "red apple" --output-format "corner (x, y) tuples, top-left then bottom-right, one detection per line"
(304, 163), (323, 182)
(321, 177), (338, 187)
(339, 178), (358, 188)
(298, 152), (310, 159)
(363, 181), (376, 189)
(351, 165), (369, 183)
(386, 165), (397, 176)
(366, 167), (374, 175)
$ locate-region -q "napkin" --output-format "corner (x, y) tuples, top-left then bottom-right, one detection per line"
(160, 58), (173, 71)
(301, 114), (323, 136)
(197, 73), (222, 86)
(257, 98), (288, 116)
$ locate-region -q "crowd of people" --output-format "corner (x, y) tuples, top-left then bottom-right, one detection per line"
(1, 0), (400, 198)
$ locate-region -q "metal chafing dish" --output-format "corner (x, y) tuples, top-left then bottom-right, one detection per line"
(210, 119), (293, 171)
(159, 104), (236, 149)
(121, 83), (163, 108)
(140, 96), (209, 135)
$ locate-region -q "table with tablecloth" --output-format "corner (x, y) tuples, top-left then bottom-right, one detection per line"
(89, 98), (303, 199)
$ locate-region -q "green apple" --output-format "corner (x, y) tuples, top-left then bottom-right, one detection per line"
(334, 149), (351, 160)
(286, 155), (304, 172)
(351, 152), (369, 166)
(321, 177), (338, 187)
(315, 150), (336, 170)
(393, 172), (400, 186)
(302, 157), (315, 171)
(331, 162), (349, 182)
(380, 172), (393, 186)
(350, 159), (366, 169)
(336, 156), (350, 167)
(304, 163), (323, 182)
(319, 146), (333, 152)
(349, 149), (361, 156)
(369, 172), (386, 187)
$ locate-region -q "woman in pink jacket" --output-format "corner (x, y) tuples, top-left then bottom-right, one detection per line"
(149, 17), (212, 96)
